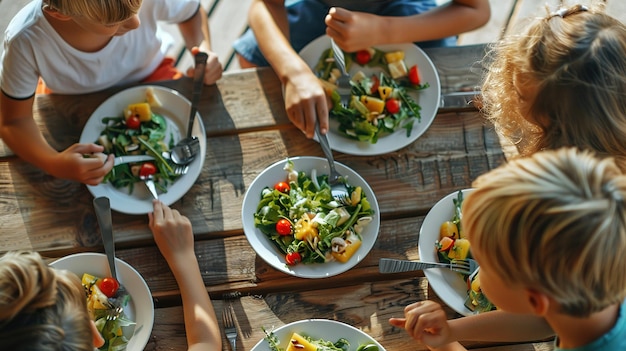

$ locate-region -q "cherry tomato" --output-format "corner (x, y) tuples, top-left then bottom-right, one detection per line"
(126, 116), (141, 129)
(274, 181), (290, 193)
(276, 218), (293, 236)
(370, 75), (380, 95)
(385, 98), (401, 114)
(408, 65), (421, 85)
(98, 277), (120, 298)
(139, 162), (157, 177)
(355, 50), (371, 65)
(285, 252), (302, 265)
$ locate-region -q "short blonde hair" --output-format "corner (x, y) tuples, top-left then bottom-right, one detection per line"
(45, 0), (142, 24)
(481, 2), (626, 166)
(463, 148), (626, 317)
(0, 251), (93, 350)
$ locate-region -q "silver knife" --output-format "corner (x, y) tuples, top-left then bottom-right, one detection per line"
(113, 155), (155, 166)
(439, 91), (481, 111)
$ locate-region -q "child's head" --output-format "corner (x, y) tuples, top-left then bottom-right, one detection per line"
(463, 147), (626, 317)
(0, 251), (94, 350)
(44, 0), (142, 24)
(481, 2), (626, 163)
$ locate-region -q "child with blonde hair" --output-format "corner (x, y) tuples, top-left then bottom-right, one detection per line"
(481, 1), (626, 165)
(391, 147), (626, 350)
(0, 0), (223, 185)
(0, 201), (221, 351)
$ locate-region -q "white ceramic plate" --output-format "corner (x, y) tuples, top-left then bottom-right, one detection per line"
(49, 252), (154, 350)
(251, 319), (386, 351)
(80, 85), (207, 214)
(418, 188), (476, 316)
(299, 35), (441, 155)
(242, 156), (380, 278)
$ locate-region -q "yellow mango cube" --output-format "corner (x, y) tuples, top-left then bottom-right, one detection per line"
(125, 102), (153, 122)
(384, 51), (405, 63)
(286, 333), (317, 351)
(448, 238), (470, 260)
(359, 96), (385, 114)
(378, 86), (393, 100)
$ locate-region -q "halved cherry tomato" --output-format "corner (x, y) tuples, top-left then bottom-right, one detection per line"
(355, 50), (371, 65)
(276, 218), (293, 236)
(126, 116), (141, 129)
(98, 277), (120, 298)
(385, 98), (401, 114)
(139, 162), (157, 177)
(408, 64), (421, 85)
(274, 181), (290, 193)
(285, 252), (302, 265)
(370, 75), (380, 95)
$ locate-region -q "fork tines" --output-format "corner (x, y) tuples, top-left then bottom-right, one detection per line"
(222, 303), (238, 350)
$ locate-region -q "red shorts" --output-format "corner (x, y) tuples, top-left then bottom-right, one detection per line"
(36, 57), (183, 95)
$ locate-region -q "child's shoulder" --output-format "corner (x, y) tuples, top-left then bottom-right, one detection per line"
(4, 1), (45, 45)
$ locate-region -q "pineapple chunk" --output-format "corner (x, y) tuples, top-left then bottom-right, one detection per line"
(331, 232), (362, 263)
(384, 51), (405, 63)
(145, 87), (163, 107)
(359, 95), (385, 114)
(285, 333), (317, 351)
(125, 102), (153, 122)
(448, 238), (470, 260)
(378, 86), (393, 100)
(388, 60), (408, 79)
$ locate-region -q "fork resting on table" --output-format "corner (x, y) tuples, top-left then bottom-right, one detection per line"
(222, 303), (238, 350)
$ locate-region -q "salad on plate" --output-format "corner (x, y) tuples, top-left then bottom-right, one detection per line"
(434, 190), (495, 313)
(263, 328), (379, 351)
(81, 273), (135, 351)
(253, 160), (375, 266)
(94, 87), (183, 195)
(314, 47), (429, 144)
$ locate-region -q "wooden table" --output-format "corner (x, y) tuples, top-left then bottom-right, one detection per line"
(0, 44), (553, 351)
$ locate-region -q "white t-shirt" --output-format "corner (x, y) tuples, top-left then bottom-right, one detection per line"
(0, 0), (200, 98)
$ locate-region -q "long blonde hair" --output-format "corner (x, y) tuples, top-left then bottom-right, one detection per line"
(0, 251), (93, 350)
(481, 2), (626, 167)
(464, 148), (626, 317)
(44, 0), (142, 24)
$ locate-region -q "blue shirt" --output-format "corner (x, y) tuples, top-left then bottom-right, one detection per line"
(555, 300), (626, 350)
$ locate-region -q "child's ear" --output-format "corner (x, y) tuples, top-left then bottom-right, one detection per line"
(525, 288), (551, 316)
(42, 4), (73, 21)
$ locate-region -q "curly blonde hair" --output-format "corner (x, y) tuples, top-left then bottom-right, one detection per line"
(481, 2), (626, 167)
(464, 147), (626, 317)
(0, 251), (93, 350)
(44, 0), (142, 24)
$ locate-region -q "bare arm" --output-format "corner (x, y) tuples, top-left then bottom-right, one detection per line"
(177, 5), (223, 85)
(148, 201), (222, 351)
(0, 93), (113, 184)
(247, 0), (330, 138)
(389, 301), (553, 349)
(326, 0), (491, 51)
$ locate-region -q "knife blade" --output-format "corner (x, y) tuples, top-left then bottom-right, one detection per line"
(439, 91), (481, 111)
(113, 155), (155, 166)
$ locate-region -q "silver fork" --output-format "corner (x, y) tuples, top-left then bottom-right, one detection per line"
(173, 164), (189, 176)
(379, 258), (479, 276)
(330, 38), (351, 107)
(106, 306), (123, 321)
(315, 120), (349, 204)
(222, 303), (237, 351)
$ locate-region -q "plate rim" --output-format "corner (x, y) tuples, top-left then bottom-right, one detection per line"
(241, 156), (380, 279)
(418, 188), (477, 316)
(79, 84), (207, 215)
(49, 252), (154, 350)
(250, 318), (386, 351)
(299, 35), (441, 156)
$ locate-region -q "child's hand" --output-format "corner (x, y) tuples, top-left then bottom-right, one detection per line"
(148, 200), (194, 264)
(51, 143), (113, 185)
(389, 300), (453, 348)
(325, 7), (381, 52)
(187, 47), (223, 85)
